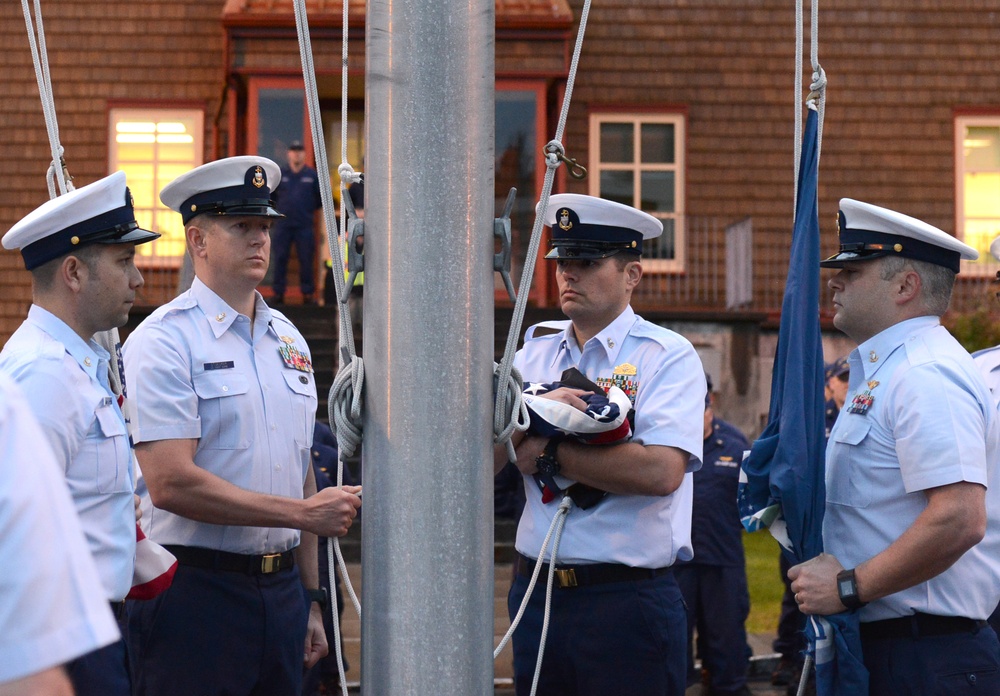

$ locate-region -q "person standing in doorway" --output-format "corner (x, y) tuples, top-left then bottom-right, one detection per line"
(272, 140), (323, 305)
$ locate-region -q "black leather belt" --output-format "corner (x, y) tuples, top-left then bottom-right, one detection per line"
(165, 545), (296, 575)
(861, 613), (988, 641)
(515, 553), (670, 589)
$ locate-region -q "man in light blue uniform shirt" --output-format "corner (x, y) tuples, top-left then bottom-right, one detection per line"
(495, 193), (705, 696)
(0, 373), (121, 696)
(0, 171), (158, 696)
(789, 199), (1000, 694)
(123, 157), (361, 696)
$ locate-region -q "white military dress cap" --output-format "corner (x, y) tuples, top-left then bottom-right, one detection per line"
(160, 155), (283, 225)
(2, 171), (159, 270)
(820, 198), (978, 273)
(541, 193), (663, 260)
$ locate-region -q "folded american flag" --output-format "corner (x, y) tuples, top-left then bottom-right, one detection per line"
(523, 368), (632, 502)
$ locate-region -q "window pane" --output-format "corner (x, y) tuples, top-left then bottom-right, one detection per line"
(965, 172), (1000, 218)
(641, 123), (675, 164)
(600, 123), (634, 163)
(964, 126), (1000, 172)
(964, 219), (1000, 261)
(495, 90), (538, 291)
(258, 88), (305, 164)
(600, 170), (634, 205)
(640, 171), (675, 212)
(643, 217), (675, 260)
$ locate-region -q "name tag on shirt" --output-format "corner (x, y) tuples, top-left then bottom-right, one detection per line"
(204, 361), (235, 371)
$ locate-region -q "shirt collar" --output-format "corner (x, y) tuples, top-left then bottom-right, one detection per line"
(586, 305), (637, 366)
(26, 305), (110, 382)
(853, 315), (939, 380)
(191, 277), (272, 339)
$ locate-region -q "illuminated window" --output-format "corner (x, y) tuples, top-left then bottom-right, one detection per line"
(956, 115), (1000, 274)
(109, 109), (204, 260)
(589, 113), (686, 272)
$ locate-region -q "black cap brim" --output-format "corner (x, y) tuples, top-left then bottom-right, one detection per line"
(819, 249), (890, 268)
(545, 245), (639, 260)
(99, 226), (160, 245)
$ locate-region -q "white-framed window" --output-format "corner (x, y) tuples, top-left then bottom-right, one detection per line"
(109, 108), (204, 261)
(588, 112), (685, 272)
(956, 114), (1000, 275)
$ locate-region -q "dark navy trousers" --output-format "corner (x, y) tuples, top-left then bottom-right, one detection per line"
(272, 223), (316, 297)
(862, 622), (1000, 695)
(128, 564), (309, 696)
(67, 605), (131, 696)
(674, 563), (750, 694)
(508, 569), (687, 696)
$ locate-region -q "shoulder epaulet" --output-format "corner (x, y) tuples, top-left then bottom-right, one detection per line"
(524, 320), (570, 342)
(627, 318), (692, 351)
(147, 296), (198, 323)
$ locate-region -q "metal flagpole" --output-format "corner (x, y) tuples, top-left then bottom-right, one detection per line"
(361, 0), (495, 691)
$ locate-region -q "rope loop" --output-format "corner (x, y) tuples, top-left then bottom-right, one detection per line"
(338, 162), (362, 186)
(544, 140), (565, 170)
(493, 362), (530, 461)
(328, 354), (365, 459)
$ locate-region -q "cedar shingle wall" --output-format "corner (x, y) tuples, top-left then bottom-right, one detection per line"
(561, 0), (1000, 309)
(0, 0), (224, 339)
(1, 0), (999, 340)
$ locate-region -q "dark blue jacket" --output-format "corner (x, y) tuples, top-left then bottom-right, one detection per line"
(274, 164), (323, 229)
(682, 417), (751, 567)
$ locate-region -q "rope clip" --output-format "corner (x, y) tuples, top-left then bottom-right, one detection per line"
(493, 187), (517, 302)
(544, 142), (587, 180)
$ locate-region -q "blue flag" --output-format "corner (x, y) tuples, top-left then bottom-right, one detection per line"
(737, 107), (868, 695)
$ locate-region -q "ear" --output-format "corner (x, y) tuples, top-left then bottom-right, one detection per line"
(625, 259), (643, 289)
(187, 223), (209, 259)
(60, 254), (88, 294)
(895, 268), (922, 306)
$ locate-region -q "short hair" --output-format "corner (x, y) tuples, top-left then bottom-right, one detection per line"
(29, 244), (102, 292)
(879, 256), (955, 316)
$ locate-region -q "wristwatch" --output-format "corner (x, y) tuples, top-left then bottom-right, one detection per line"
(535, 438), (563, 477)
(307, 587), (329, 609)
(836, 568), (867, 610)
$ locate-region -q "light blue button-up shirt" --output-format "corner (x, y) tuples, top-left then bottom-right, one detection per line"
(0, 372), (120, 682)
(0, 305), (136, 601)
(123, 278), (317, 554)
(513, 305), (705, 568)
(825, 315), (1000, 621)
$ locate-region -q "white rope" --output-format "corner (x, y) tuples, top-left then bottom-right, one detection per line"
(493, 0), (595, 460)
(21, 0), (71, 198)
(290, 4), (364, 694)
(494, 496), (573, 659)
(793, 0), (826, 211)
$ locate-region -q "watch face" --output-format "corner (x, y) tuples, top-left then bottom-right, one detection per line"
(838, 577), (854, 596)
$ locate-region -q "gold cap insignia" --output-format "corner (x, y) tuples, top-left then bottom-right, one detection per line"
(252, 166), (265, 189)
(612, 362), (637, 376)
(558, 209), (573, 231)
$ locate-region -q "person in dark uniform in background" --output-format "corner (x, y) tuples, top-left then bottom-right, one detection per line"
(675, 375), (752, 696)
(272, 140), (323, 305)
(302, 421), (357, 696)
(773, 357), (849, 692)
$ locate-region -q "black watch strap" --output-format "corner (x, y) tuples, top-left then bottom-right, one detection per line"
(836, 568), (867, 610)
(535, 437), (564, 477)
(307, 587), (328, 609)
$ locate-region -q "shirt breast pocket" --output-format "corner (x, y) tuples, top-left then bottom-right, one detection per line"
(827, 417), (874, 508)
(88, 404), (131, 494)
(193, 372), (251, 450)
(282, 370), (317, 447)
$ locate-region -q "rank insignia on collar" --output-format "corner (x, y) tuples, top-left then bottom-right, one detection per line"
(847, 381), (878, 415)
(869, 350), (878, 363)
(612, 363), (637, 376)
(279, 344), (313, 373)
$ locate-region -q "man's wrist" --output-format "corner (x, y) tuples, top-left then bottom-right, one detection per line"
(836, 568), (867, 610)
(306, 587), (328, 609)
(535, 437), (564, 476)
